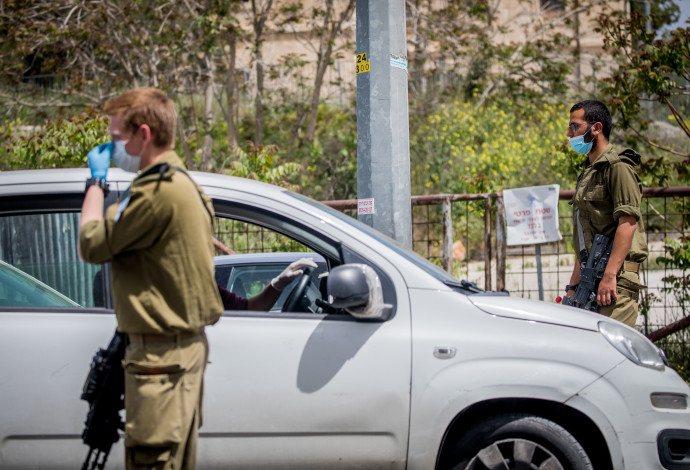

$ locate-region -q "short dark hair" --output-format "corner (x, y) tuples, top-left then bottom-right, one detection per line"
(570, 100), (612, 140)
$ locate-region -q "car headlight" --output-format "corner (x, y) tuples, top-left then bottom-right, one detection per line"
(599, 321), (666, 371)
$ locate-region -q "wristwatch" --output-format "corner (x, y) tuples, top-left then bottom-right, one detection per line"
(85, 177), (110, 197)
(565, 284), (578, 293)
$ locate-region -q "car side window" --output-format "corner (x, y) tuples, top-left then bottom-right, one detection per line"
(212, 200), (396, 317)
(215, 263), (286, 297)
(0, 212), (105, 308)
(227, 265), (283, 297)
(213, 214), (331, 312)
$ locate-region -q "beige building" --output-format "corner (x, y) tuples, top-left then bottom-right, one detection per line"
(231, 0), (624, 101)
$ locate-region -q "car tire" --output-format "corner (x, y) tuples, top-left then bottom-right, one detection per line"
(448, 413), (593, 470)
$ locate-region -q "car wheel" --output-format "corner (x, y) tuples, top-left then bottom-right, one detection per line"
(448, 413), (593, 470)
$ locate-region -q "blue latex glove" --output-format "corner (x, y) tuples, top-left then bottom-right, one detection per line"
(87, 143), (113, 179)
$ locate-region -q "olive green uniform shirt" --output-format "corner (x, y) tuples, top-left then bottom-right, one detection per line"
(80, 151), (223, 334)
(571, 143), (648, 264)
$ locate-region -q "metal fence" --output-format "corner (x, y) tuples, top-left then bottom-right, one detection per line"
(211, 188), (688, 343)
(325, 187), (690, 339)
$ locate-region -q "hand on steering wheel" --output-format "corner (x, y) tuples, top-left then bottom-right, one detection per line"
(281, 266), (315, 312)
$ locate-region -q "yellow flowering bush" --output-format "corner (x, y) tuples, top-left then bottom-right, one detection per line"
(411, 100), (576, 195)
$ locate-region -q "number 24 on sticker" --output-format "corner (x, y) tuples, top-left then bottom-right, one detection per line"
(356, 53), (370, 74)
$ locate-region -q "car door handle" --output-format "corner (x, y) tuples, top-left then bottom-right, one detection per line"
(433, 346), (457, 359)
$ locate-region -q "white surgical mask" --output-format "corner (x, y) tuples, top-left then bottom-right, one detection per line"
(112, 140), (141, 173)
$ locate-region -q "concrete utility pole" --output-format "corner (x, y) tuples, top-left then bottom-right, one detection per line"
(355, 0), (412, 248)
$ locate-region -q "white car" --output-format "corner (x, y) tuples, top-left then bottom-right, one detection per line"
(0, 168), (688, 470)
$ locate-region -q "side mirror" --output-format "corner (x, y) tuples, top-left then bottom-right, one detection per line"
(327, 264), (391, 321)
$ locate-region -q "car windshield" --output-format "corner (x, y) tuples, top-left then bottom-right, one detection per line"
(288, 193), (482, 293)
(0, 260), (80, 307)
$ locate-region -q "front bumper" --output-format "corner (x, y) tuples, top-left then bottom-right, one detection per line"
(568, 360), (690, 469)
(658, 429), (690, 469)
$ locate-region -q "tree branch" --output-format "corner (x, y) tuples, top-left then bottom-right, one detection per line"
(628, 124), (690, 159)
(663, 96), (690, 138)
(0, 91), (93, 109)
(475, 0), (609, 110)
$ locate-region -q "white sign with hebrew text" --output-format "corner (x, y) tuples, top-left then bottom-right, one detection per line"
(503, 184), (562, 246)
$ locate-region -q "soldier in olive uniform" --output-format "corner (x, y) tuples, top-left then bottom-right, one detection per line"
(79, 87), (223, 469)
(564, 100), (648, 327)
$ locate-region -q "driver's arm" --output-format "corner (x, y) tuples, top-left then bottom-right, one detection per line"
(247, 284), (282, 311)
(248, 258), (318, 311)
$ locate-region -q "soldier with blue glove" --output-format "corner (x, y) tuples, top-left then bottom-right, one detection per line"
(82, 143), (113, 195)
(79, 87), (223, 470)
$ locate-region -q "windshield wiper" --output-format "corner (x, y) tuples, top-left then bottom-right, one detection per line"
(444, 279), (483, 293)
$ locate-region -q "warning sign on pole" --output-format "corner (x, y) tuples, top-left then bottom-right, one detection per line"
(358, 198), (375, 215)
(503, 184), (562, 246)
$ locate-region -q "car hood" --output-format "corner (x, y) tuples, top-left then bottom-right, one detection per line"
(468, 294), (601, 332)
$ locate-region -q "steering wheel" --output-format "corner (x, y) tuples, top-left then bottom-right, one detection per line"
(281, 267), (314, 312)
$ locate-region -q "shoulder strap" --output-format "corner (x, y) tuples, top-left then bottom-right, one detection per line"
(618, 148), (641, 165)
(137, 162), (172, 179)
(574, 176), (588, 264)
(173, 167), (214, 225)
(131, 164), (214, 225)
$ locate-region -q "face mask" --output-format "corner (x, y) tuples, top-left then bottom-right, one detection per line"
(112, 140), (141, 173)
(569, 125), (594, 155)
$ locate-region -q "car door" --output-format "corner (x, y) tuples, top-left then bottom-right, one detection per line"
(0, 191), (126, 470)
(0, 172), (412, 469)
(198, 202), (412, 469)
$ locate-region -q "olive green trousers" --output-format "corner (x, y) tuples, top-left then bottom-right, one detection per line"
(598, 272), (643, 327)
(123, 332), (208, 470)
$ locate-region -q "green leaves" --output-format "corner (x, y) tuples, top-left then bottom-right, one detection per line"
(656, 236), (690, 340)
(220, 141), (303, 192)
(410, 99), (574, 195)
(1, 109), (108, 170)
(596, 9), (689, 160)
(657, 236), (690, 272)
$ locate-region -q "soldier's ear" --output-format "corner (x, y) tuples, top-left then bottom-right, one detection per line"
(139, 124), (152, 147)
(591, 121), (603, 135)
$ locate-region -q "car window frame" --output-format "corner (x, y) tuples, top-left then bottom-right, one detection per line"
(0, 191), (117, 311)
(212, 200), (343, 262)
(212, 199), (398, 320)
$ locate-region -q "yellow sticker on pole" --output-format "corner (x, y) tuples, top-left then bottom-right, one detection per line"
(356, 52), (370, 74)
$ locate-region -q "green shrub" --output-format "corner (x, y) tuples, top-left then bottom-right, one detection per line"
(217, 140), (302, 191)
(410, 100), (580, 196)
(1, 109), (108, 170)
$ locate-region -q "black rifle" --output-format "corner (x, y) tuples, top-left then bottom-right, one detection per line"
(80, 331), (126, 470)
(562, 234), (613, 312)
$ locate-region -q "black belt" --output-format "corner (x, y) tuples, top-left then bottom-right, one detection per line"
(127, 331), (202, 344)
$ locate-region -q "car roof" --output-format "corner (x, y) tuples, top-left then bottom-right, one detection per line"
(0, 167), (290, 199)
(0, 168), (447, 292)
(214, 252), (326, 266)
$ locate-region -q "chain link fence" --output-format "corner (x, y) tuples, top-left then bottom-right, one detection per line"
(326, 188), (690, 340)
